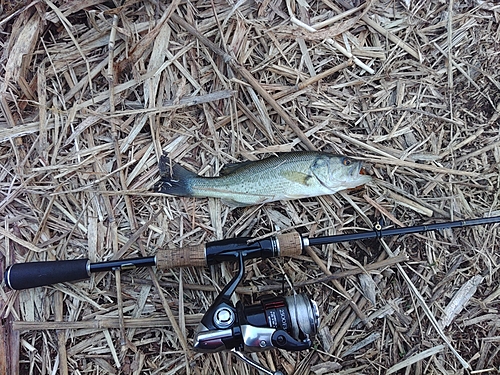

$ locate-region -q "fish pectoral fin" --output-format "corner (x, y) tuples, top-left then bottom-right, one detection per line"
(281, 171), (314, 186)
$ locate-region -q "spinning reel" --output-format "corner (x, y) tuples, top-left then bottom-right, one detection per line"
(193, 250), (319, 375)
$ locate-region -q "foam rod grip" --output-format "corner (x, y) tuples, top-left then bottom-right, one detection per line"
(4, 259), (90, 290)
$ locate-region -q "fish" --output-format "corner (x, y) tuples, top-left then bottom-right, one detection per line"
(154, 152), (371, 207)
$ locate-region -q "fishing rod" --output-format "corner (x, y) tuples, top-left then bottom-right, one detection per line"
(4, 215), (500, 290)
(4, 215), (500, 375)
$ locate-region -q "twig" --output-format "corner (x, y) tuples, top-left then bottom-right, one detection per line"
(386, 345), (445, 374)
(273, 60), (353, 100)
(13, 316), (204, 331)
(290, 16), (375, 75)
(108, 14), (128, 356)
(54, 291), (69, 375)
(117, 254), (408, 294)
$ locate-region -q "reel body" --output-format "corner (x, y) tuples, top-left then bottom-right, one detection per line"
(194, 294), (319, 353)
(192, 250), (319, 374)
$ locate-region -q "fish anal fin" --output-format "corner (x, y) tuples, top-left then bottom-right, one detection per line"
(221, 195), (271, 207)
(221, 198), (249, 207)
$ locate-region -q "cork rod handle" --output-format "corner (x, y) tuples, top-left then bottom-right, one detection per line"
(156, 243), (207, 269)
(155, 233), (304, 270)
(276, 232), (303, 258)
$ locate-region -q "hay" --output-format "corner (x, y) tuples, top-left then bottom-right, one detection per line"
(1, 0), (499, 374)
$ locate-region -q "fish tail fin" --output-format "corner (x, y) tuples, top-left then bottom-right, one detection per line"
(154, 156), (196, 197)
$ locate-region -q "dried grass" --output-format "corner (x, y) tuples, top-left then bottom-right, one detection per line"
(1, 0), (499, 374)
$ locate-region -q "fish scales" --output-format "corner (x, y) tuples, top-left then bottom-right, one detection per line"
(192, 154), (321, 204)
(155, 152), (371, 207)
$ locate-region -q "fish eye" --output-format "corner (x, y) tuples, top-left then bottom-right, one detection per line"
(342, 158), (352, 166)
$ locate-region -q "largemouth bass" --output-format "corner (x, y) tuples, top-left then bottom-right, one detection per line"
(155, 152), (371, 207)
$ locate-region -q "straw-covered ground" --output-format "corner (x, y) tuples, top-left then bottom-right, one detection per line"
(1, 0), (499, 374)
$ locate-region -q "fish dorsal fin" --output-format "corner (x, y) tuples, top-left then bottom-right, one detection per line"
(218, 160), (254, 176)
(281, 171), (314, 186)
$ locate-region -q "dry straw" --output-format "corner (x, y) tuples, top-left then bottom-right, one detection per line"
(1, 0), (499, 374)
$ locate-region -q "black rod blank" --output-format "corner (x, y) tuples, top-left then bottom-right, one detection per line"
(308, 215), (500, 247)
(89, 257), (156, 273)
(4, 215), (500, 290)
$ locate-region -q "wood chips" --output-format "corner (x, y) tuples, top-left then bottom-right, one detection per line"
(1, 0), (499, 374)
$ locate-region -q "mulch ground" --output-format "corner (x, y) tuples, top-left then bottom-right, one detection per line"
(1, 1), (499, 374)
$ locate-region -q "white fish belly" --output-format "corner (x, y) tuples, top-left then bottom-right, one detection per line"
(191, 175), (334, 206)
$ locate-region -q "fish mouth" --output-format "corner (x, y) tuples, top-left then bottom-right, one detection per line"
(349, 161), (365, 176)
(349, 161), (372, 185)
